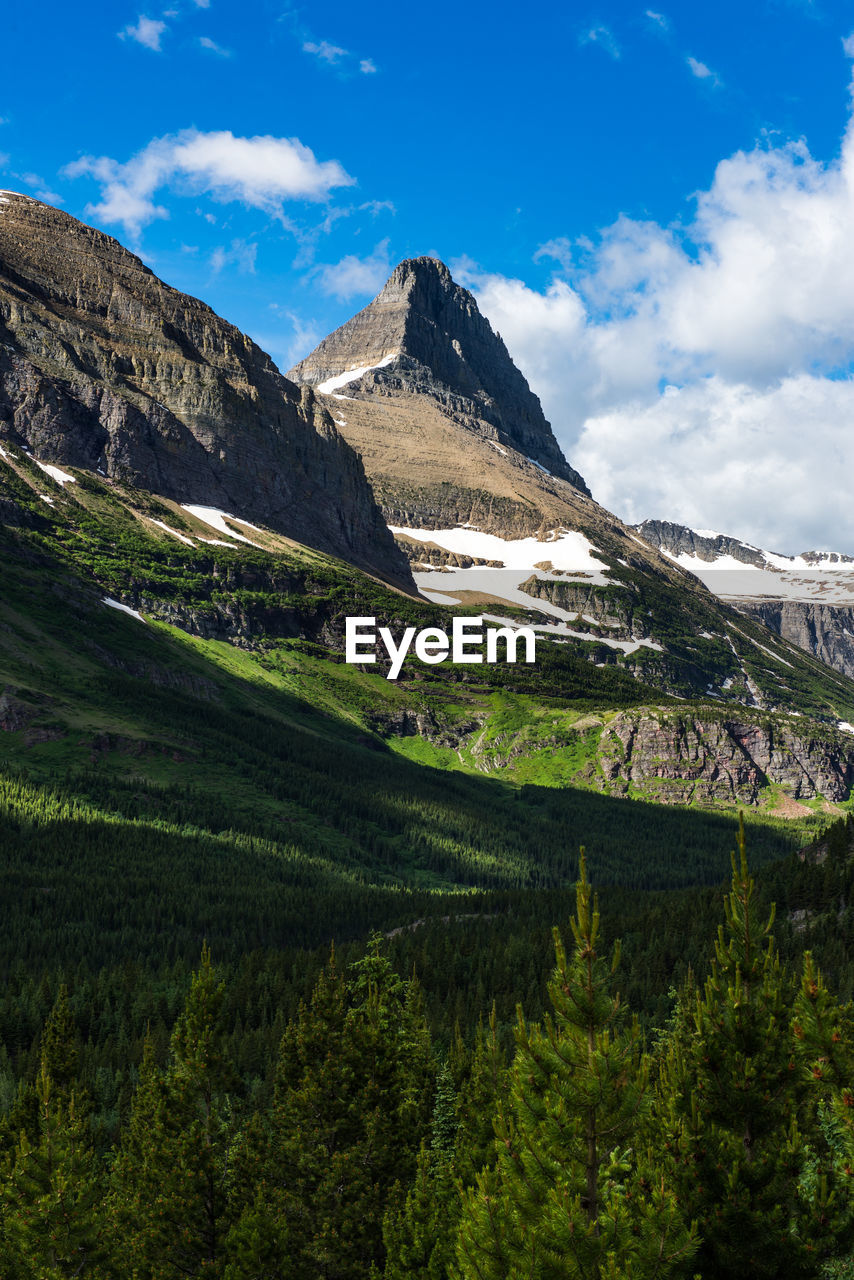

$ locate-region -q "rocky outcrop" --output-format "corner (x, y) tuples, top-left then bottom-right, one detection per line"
(289, 256), (588, 493)
(0, 193), (410, 587)
(737, 600), (854, 682)
(633, 519), (767, 567)
(597, 711), (854, 805)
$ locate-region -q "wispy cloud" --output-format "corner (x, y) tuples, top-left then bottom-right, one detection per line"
(580, 25), (620, 59)
(687, 55), (722, 86)
(303, 39), (347, 65)
(359, 58), (377, 74)
(199, 35), (230, 56)
(119, 15), (167, 51)
(312, 239), (392, 301)
(645, 9), (669, 29)
(18, 171), (63, 203)
(63, 129), (355, 237)
(210, 238), (257, 274)
(534, 237), (574, 273)
(194, 0), (211, 7)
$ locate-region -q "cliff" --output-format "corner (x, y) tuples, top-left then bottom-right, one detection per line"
(0, 192), (410, 587)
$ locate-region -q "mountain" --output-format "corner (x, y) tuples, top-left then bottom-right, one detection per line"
(3, 206), (854, 812)
(288, 256), (588, 498)
(0, 190), (410, 587)
(636, 518), (854, 682)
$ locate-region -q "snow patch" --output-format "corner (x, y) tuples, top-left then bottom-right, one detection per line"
(838, 722), (854, 736)
(487, 440), (509, 456)
(391, 525), (608, 574)
(35, 460), (76, 486)
(526, 456), (555, 478)
(662, 548), (757, 572)
(38, 494), (55, 507)
(103, 598), (146, 623)
(180, 505), (263, 547)
(0, 444), (12, 461)
(421, 589), (460, 605)
(147, 518), (195, 547)
(316, 352), (398, 395)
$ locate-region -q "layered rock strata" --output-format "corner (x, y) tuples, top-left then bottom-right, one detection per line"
(0, 192), (409, 586)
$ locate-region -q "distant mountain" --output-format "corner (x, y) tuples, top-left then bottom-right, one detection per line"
(635, 518), (854, 682)
(289, 256), (588, 495)
(0, 191), (409, 587)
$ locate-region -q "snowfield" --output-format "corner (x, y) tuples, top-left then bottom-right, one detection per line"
(391, 525), (609, 574)
(316, 353), (398, 395)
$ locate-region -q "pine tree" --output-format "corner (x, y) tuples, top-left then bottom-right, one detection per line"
(454, 853), (696, 1279)
(0, 1063), (106, 1278)
(226, 937), (434, 1280)
(655, 817), (833, 1280)
(383, 1060), (461, 1279)
(108, 945), (237, 1278)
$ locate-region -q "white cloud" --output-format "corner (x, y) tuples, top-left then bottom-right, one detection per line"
(63, 129), (354, 237)
(360, 58), (377, 74)
(313, 239), (392, 301)
(0, 153), (9, 168)
(119, 15), (167, 51)
(646, 10), (669, 29)
(580, 26), (620, 59)
(194, 0), (211, 7)
(573, 376), (854, 555)
(199, 35), (230, 55)
(303, 39), (347, 65)
(456, 68), (854, 553)
(687, 55), (721, 85)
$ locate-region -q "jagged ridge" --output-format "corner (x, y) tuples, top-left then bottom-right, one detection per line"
(289, 256), (588, 492)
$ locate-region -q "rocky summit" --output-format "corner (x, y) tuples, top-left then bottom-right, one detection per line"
(0, 192), (410, 587)
(289, 255), (589, 509)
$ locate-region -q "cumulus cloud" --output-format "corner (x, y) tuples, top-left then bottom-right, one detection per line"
(119, 16), (167, 51)
(313, 239), (392, 301)
(63, 129), (354, 237)
(456, 69), (854, 553)
(18, 171), (63, 204)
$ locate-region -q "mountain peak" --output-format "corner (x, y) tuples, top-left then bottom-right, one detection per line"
(289, 258), (588, 493)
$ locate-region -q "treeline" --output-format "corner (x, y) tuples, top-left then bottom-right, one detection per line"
(3, 822), (854, 1277)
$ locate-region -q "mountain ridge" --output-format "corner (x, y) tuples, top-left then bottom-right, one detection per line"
(0, 191), (411, 588)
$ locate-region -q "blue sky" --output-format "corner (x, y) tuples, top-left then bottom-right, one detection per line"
(4, 0), (854, 551)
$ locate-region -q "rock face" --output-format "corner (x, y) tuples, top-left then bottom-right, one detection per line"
(289, 256), (588, 493)
(597, 711), (854, 805)
(0, 192), (410, 587)
(738, 600), (854, 683)
(633, 519), (767, 567)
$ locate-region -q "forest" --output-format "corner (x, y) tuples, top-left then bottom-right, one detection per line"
(1, 814), (854, 1278)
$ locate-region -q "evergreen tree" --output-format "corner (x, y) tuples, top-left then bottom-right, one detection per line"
(108, 945), (236, 1278)
(454, 854), (696, 1279)
(656, 817), (835, 1280)
(227, 937), (434, 1280)
(0, 1063), (106, 1278)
